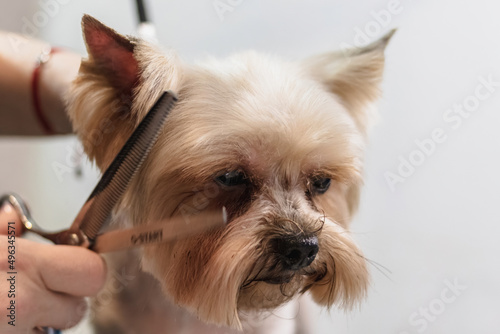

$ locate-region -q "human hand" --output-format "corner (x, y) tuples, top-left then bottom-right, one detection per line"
(0, 203), (107, 333)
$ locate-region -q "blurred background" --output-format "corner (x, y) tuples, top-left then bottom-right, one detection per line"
(1, 0), (499, 333)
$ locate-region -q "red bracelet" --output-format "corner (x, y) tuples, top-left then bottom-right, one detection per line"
(31, 47), (60, 135)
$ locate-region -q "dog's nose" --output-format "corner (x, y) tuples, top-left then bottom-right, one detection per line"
(273, 236), (319, 271)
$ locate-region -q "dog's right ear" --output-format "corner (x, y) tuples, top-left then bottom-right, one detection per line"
(81, 14), (139, 95)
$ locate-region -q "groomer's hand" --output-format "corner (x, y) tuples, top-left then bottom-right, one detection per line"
(0, 203), (107, 333)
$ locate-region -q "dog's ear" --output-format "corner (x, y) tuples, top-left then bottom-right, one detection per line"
(81, 14), (139, 94)
(304, 30), (395, 133)
(69, 15), (181, 170)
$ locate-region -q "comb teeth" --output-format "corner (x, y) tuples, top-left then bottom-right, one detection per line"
(75, 91), (177, 240)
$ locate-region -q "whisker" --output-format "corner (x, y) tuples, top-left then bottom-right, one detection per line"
(327, 253), (336, 306)
(312, 214), (326, 234)
(266, 302), (300, 321)
(358, 254), (393, 282)
(323, 214), (351, 227)
(289, 217), (305, 234)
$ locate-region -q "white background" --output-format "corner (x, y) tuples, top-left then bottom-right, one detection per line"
(1, 1), (499, 333)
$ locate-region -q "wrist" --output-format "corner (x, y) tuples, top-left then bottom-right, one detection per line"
(36, 47), (81, 135)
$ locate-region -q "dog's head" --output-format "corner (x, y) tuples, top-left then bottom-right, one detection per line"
(68, 15), (393, 328)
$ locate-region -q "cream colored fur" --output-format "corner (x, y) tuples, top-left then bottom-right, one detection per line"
(66, 15), (393, 334)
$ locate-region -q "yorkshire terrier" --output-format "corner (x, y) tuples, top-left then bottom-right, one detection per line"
(66, 14), (393, 334)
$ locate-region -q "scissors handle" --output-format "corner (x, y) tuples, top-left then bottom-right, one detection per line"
(0, 193), (87, 246)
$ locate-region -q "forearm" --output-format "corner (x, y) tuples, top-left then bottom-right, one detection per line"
(0, 31), (81, 135)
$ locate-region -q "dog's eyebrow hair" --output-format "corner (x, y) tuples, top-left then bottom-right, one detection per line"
(305, 164), (360, 183)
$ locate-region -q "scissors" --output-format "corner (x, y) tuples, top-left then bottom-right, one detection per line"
(0, 91), (227, 333)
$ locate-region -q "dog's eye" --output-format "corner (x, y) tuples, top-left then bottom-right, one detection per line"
(216, 170), (248, 187)
(311, 177), (331, 195)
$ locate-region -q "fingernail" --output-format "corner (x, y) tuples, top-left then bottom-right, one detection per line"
(0, 203), (13, 214)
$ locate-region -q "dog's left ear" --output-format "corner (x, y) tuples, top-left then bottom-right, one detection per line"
(304, 30), (395, 133)
(81, 14), (139, 95)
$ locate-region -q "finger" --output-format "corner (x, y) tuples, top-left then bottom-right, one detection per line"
(34, 243), (107, 296)
(0, 203), (23, 235)
(0, 238), (95, 333)
(35, 293), (88, 330)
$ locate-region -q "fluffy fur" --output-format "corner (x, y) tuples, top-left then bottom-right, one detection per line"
(67, 15), (393, 333)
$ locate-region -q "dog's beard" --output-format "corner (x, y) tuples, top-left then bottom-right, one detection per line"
(137, 182), (368, 329)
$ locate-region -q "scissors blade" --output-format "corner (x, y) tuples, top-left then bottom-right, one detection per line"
(69, 91), (177, 245)
(92, 208), (227, 253)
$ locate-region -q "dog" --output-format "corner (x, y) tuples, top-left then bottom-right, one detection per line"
(66, 14), (393, 334)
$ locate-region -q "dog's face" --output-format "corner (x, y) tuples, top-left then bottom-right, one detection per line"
(68, 15), (392, 328)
